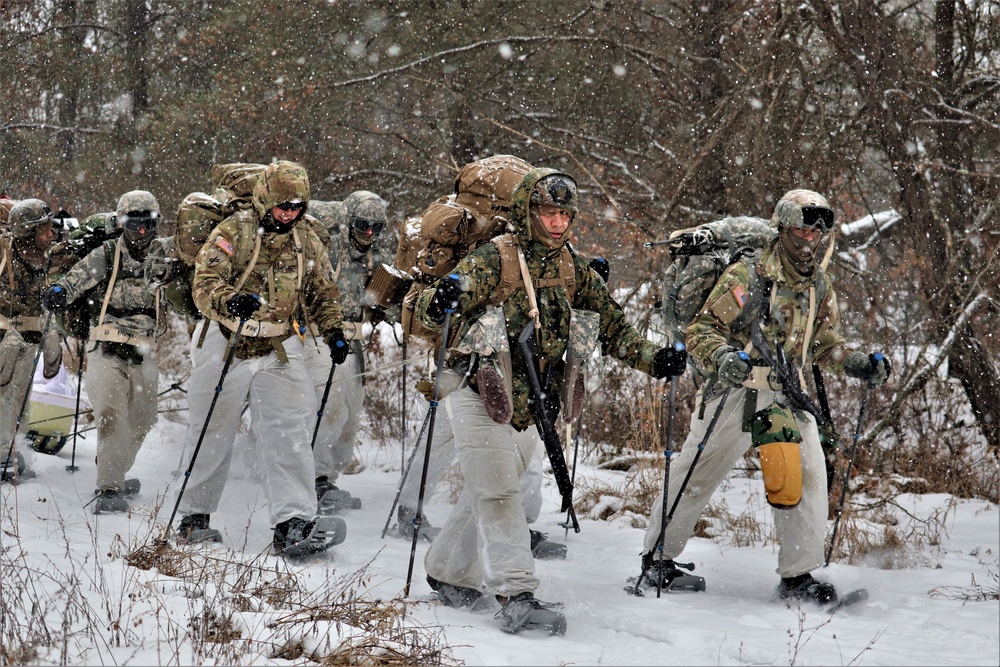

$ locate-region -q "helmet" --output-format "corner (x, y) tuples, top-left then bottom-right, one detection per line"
(9, 198), (53, 239)
(252, 160), (310, 221)
(343, 190), (387, 236)
(530, 174), (578, 214)
(107, 190), (160, 235)
(771, 189), (835, 232)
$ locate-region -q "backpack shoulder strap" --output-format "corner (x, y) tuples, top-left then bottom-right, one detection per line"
(230, 213), (262, 292)
(96, 239), (122, 328)
(487, 233), (524, 307)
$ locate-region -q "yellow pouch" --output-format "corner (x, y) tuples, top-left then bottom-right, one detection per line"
(750, 402), (803, 509)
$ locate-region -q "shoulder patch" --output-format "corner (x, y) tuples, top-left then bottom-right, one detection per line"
(216, 237), (234, 256)
(732, 284), (747, 307)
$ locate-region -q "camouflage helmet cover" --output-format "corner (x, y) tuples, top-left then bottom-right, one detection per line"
(9, 198), (53, 238)
(509, 168), (578, 253)
(252, 160), (311, 220)
(771, 189), (833, 231)
(530, 173), (578, 214)
(343, 190), (388, 227)
(106, 190), (160, 235)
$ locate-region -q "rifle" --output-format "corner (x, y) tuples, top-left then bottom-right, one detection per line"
(749, 318), (830, 428)
(517, 321), (580, 533)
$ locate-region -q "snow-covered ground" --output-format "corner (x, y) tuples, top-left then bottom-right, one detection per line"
(3, 364), (997, 666)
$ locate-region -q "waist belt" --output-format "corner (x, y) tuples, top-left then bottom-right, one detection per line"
(218, 316), (290, 339)
(307, 321), (365, 341)
(0, 314), (42, 332)
(90, 323), (155, 349)
(742, 365), (783, 391)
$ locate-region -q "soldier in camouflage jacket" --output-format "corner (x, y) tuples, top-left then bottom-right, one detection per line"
(637, 189), (889, 605)
(303, 191), (394, 512)
(44, 191), (164, 512)
(176, 161), (350, 555)
(1, 198), (60, 480)
(413, 168), (686, 627)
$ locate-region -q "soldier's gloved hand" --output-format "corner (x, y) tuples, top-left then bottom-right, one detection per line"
(651, 342), (687, 379)
(226, 293), (261, 320)
(426, 273), (462, 324)
(844, 351), (890, 386)
(589, 257), (610, 283)
(714, 347), (751, 387)
(42, 285), (68, 311)
(326, 329), (350, 366)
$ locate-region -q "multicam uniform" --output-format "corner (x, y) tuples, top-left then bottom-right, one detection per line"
(415, 168), (663, 600)
(179, 162), (344, 529)
(56, 230), (166, 495)
(305, 192), (394, 504)
(641, 203), (853, 580)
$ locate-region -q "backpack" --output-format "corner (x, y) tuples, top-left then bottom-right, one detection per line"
(52, 212), (115, 339)
(660, 216), (776, 346)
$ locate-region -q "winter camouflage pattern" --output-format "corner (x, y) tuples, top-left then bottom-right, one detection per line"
(307, 193), (397, 327)
(453, 305), (510, 357)
(116, 190), (160, 217)
(416, 168), (661, 431)
(686, 242), (850, 384)
(567, 309), (600, 360)
(57, 238), (165, 340)
(750, 402), (803, 446)
(193, 162), (344, 360)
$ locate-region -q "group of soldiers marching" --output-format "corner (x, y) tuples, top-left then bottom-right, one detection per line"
(1, 159), (888, 636)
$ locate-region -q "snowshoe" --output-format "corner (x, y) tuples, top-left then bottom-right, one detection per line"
(1, 451), (32, 484)
(530, 529), (567, 560)
(778, 573), (838, 605)
(122, 478), (141, 497)
(495, 592), (567, 636)
(391, 505), (441, 542)
(625, 554), (706, 595)
(273, 515), (347, 559)
(427, 575), (486, 609)
(93, 489), (129, 514)
(316, 476), (362, 513)
(176, 514), (222, 544)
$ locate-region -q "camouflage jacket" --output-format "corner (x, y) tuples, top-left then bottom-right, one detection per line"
(0, 241), (51, 344)
(193, 210), (344, 359)
(687, 242), (850, 382)
(58, 238), (165, 339)
(415, 168), (660, 432)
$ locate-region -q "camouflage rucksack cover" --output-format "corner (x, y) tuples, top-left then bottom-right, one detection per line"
(51, 212), (117, 338)
(395, 155), (533, 343)
(660, 216), (776, 347)
(0, 197), (17, 235)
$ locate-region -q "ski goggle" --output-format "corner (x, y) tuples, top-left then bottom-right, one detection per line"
(120, 211), (159, 232)
(275, 200), (306, 212)
(351, 217), (384, 235)
(797, 206), (835, 232)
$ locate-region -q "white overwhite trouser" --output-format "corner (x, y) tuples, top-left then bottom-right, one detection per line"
(399, 404), (544, 523)
(305, 338), (364, 483)
(424, 386), (542, 597)
(0, 341), (36, 465)
(177, 329), (318, 526)
(641, 386), (827, 578)
(88, 345), (158, 491)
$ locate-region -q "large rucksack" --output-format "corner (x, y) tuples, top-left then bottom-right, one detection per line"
(394, 155), (539, 344)
(659, 216), (776, 346)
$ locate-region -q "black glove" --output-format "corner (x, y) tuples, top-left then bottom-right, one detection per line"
(426, 273), (463, 324)
(714, 348), (751, 387)
(226, 293), (261, 320)
(589, 257), (610, 283)
(844, 351), (890, 386)
(42, 285), (68, 311)
(651, 343), (687, 379)
(327, 329), (350, 366)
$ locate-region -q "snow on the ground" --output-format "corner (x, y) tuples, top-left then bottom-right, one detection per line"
(3, 370), (997, 667)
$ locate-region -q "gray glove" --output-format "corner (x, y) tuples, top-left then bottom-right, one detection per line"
(714, 348), (751, 387)
(844, 351), (890, 387)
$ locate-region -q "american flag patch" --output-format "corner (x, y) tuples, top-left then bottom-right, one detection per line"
(732, 285), (747, 307)
(216, 237), (234, 256)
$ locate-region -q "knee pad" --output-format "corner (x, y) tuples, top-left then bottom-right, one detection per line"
(750, 403), (803, 509)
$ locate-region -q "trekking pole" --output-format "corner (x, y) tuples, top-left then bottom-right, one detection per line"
(560, 409), (585, 539)
(825, 353), (881, 566)
(380, 405), (432, 539)
(66, 340), (86, 473)
(2, 312), (54, 481)
(400, 339), (407, 472)
(403, 306), (455, 597)
(654, 367), (682, 598)
(161, 317), (249, 542)
(310, 340), (345, 451)
(625, 371), (739, 597)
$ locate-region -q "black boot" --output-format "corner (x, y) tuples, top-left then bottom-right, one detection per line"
(316, 476), (362, 513)
(176, 513), (222, 543)
(778, 573), (838, 605)
(495, 592), (567, 636)
(530, 529), (567, 560)
(93, 489), (129, 514)
(427, 575), (484, 609)
(272, 515), (347, 558)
